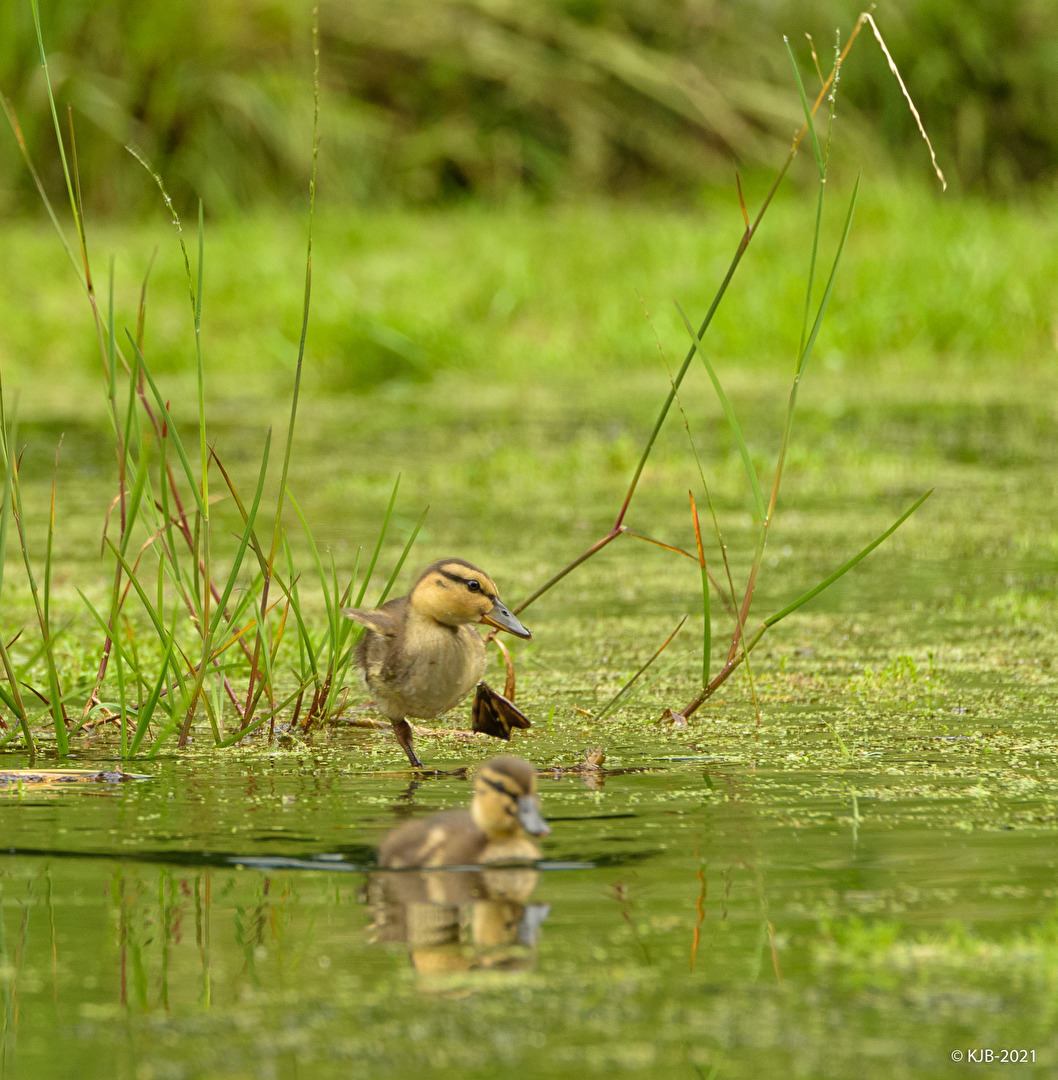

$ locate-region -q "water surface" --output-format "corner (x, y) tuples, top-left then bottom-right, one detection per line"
(1, 378), (1056, 1079)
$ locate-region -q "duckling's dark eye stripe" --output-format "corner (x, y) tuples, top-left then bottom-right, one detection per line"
(481, 775), (516, 799)
(437, 569), (475, 585)
(437, 568), (492, 594)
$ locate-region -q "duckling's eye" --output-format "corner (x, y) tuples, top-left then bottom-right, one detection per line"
(465, 579), (481, 593)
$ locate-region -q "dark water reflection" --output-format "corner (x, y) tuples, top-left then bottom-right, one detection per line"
(2, 750), (1057, 1078)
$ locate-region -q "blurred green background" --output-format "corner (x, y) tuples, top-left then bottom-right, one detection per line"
(2, 0), (1056, 216)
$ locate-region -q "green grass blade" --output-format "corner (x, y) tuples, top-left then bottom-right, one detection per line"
(124, 332), (207, 520)
(0, 382), (16, 606)
(354, 474), (400, 606)
(0, 406), (64, 747)
(0, 96), (80, 285)
(119, 436), (152, 558)
(233, 14), (320, 735)
(329, 550), (341, 641)
(6, 454), (67, 752)
(0, 683), (20, 715)
(206, 433), (271, 639)
(104, 539), (192, 689)
(193, 201), (208, 508)
(330, 549), (362, 675)
(675, 300), (767, 522)
(75, 591), (163, 725)
(29, 0), (88, 277)
(376, 506), (429, 606)
(785, 37), (824, 179)
(0, 634), (33, 752)
(156, 415), (181, 591)
(245, 607), (281, 721)
(190, 202), (213, 722)
(130, 631), (178, 756)
(619, 653), (686, 719)
(615, 243), (756, 529)
(283, 539), (313, 679)
(43, 440), (63, 653)
(145, 687), (196, 758)
(285, 489), (334, 625)
(799, 174), (860, 376)
(733, 174), (858, 649)
(593, 616), (687, 723)
(279, 580), (320, 683)
(216, 682), (309, 747)
(798, 184), (825, 362)
(260, 6), (321, 600)
(107, 261), (118, 406)
(689, 493), (711, 687)
(79, 589), (131, 753)
(763, 489), (932, 629)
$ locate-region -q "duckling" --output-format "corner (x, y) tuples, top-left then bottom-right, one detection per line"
(343, 558), (531, 768)
(378, 755), (549, 869)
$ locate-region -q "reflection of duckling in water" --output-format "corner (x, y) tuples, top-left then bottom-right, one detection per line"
(344, 559), (532, 768)
(369, 756), (550, 974)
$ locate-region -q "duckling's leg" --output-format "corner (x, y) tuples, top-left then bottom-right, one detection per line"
(392, 719), (424, 769)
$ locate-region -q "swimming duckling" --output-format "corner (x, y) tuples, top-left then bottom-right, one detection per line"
(378, 755), (549, 868)
(343, 558), (531, 768)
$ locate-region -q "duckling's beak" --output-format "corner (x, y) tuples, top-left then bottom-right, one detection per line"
(516, 795), (550, 836)
(481, 599), (532, 640)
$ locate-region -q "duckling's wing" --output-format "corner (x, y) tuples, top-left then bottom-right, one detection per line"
(379, 810), (486, 868)
(471, 682), (532, 741)
(342, 597), (406, 638)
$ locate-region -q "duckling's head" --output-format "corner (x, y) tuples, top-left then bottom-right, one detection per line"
(410, 558), (531, 639)
(471, 755), (549, 839)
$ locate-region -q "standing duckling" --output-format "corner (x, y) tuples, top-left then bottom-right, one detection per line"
(378, 755), (549, 868)
(343, 558), (531, 768)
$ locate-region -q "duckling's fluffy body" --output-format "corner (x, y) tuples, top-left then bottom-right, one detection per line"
(355, 597), (487, 722)
(345, 558), (530, 767)
(379, 755), (548, 868)
(379, 808), (499, 868)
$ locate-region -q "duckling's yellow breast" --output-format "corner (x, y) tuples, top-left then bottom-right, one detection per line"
(480, 836), (542, 864)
